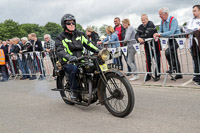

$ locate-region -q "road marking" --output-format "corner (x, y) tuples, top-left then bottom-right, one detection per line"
(180, 79), (193, 86)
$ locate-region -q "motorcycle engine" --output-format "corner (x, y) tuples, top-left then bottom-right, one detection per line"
(81, 93), (90, 102)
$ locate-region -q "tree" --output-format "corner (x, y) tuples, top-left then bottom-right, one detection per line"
(0, 19), (26, 40)
(155, 25), (160, 32)
(76, 23), (85, 32)
(44, 22), (62, 40)
(0, 19), (85, 41)
(182, 22), (187, 27)
(99, 24), (108, 36)
(20, 23), (46, 40)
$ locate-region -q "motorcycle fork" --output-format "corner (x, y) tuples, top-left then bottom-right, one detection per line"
(95, 59), (117, 95)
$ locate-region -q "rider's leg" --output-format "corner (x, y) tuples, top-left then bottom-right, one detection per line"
(63, 64), (78, 95)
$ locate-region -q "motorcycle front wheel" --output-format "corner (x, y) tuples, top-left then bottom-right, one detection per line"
(101, 72), (135, 117)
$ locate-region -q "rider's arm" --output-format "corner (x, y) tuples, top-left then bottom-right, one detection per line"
(81, 34), (100, 53)
(55, 38), (72, 60)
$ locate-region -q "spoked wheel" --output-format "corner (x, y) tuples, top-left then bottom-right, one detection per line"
(57, 75), (74, 105)
(101, 73), (135, 117)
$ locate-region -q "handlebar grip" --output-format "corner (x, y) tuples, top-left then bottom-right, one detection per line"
(67, 56), (86, 64)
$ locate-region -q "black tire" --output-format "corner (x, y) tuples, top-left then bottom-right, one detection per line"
(101, 72), (135, 117)
(57, 75), (74, 105)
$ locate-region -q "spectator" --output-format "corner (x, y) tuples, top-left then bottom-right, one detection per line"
(12, 37), (30, 80)
(154, 7), (183, 80)
(28, 34), (32, 42)
(44, 34), (57, 77)
(0, 41), (8, 82)
(30, 33), (43, 52)
(7, 39), (16, 76)
(2, 41), (9, 63)
(21, 37), (33, 52)
(31, 33), (45, 79)
(8, 39), (15, 54)
(20, 37), (32, 80)
(86, 27), (100, 45)
(135, 14), (161, 82)
(85, 27), (102, 55)
(122, 18), (139, 81)
(97, 26), (121, 66)
(10, 38), (20, 75)
(21, 37), (37, 80)
(114, 17), (131, 72)
(184, 4), (200, 86)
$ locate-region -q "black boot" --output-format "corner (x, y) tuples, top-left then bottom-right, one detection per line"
(174, 75), (183, 80)
(174, 65), (183, 80)
(145, 74), (151, 82)
(154, 76), (160, 81)
(166, 67), (175, 74)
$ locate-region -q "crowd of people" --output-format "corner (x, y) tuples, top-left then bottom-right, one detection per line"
(0, 5), (200, 86)
(91, 6), (200, 86)
(0, 33), (56, 82)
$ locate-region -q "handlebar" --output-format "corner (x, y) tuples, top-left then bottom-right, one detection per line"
(67, 56), (95, 64)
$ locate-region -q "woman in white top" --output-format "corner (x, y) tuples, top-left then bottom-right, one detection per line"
(185, 4), (200, 86)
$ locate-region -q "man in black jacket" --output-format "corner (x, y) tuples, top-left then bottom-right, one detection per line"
(30, 33), (43, 52)
(55, 14), (100, 100)
(30, 33), (45, 80)
(135, 14), (161, 81)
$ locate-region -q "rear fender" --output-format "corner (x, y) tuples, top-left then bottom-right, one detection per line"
(56, 70), (65, 89)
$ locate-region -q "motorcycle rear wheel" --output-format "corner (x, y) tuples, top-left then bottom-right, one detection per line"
(57, 75), (74, 105)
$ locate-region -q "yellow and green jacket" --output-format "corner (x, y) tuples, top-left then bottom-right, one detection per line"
(55, 31), (99, 64)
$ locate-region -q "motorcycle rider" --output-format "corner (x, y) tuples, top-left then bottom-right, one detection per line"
(55, 14), (100, 101)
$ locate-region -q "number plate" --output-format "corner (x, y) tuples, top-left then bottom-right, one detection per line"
(99, 64), (108, 71)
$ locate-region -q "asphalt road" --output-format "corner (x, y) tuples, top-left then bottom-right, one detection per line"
(0, 80), (200, 133)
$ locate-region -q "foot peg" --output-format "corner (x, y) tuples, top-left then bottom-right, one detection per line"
(51, 88), (64, 91)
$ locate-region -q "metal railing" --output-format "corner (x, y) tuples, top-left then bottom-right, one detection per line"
(100, 31), (200, 86)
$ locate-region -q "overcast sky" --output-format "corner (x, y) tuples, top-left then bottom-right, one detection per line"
(0, 0), (199, 29)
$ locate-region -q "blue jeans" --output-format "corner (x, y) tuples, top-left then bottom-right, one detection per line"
(22, 57), (30, 78)
(113, 58), (120, 65)
(125, 56), (132, 72)
(63, 64), (78, 91)
(18, 58), (29, 78)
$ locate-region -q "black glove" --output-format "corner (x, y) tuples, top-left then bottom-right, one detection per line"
(69, 56), (78, 62)
(95, 49), (100, 53)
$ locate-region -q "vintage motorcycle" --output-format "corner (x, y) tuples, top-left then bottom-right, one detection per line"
(52, 49), (135, 117)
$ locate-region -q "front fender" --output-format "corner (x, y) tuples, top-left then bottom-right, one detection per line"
(97, 69), (124, 105)
(104, 69), (124, 78)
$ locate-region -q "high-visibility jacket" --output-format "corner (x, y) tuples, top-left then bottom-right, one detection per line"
(56, 31), (99, 64)
(0, 49), (5, 65)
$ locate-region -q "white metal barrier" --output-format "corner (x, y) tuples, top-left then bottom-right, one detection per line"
(101, 31), (200, 86)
